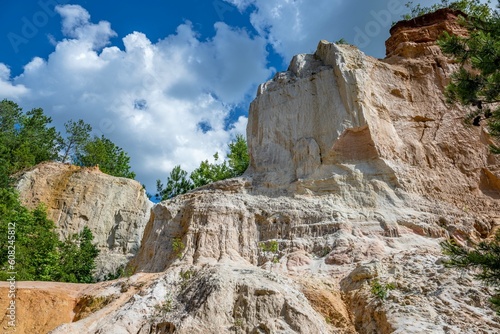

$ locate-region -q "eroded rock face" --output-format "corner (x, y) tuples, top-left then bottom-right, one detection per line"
(50, 265), (332, 334)
(386, 8), (469, 58)
(12, 10), (500, 334)
(248, 36), (499, 214)
(16, 162), (153, 279)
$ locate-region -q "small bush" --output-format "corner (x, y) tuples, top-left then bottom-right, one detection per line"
(179, 269), (195, 289)
(234, 318), (244, 327)
(371, 279), (396, 300)
(259, 240), (279, 253)
(335, 38), (349, 45)
(155, 296), (173, 314)
(172, 237), (185, 258)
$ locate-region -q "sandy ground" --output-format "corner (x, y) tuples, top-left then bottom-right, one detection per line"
(0, 281), (91, 334)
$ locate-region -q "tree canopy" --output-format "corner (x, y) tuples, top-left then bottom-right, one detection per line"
(56, 226), (99, 283)
(76, 135), (136, 179)
(60, 119), (92, 163)
(227, 134), (250, 177)
(156, 165), (193, 200)
(0, 99), (136, 180)
(156, 135), (250, 200)
(0, 100), (61, 181)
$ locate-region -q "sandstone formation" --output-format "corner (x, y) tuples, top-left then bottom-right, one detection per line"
(386, 8), (469, 58)
(15, 162), (153, 279)
(5, 9), (500, 334)
(0, 281), (88, 334)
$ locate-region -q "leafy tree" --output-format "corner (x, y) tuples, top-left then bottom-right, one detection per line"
(17, 108), (61, 166)
(227, 134), (249, 177)
(0, 163), (10, 189)
(77, 135), (136, 179)
(0, 99), (22, 133)
(156, 165), (193, 200)
(441, 235), (500, 312)
(190, 152), (233, 188)
(0, 187), (100, 282)
(0, 100), (61, 176)
(155, 135), (249, 200)
(0, 100), (22, 176)
(0, 188), (60, 281)
(60, 119), (92, 163)
(56, 226), (99, 283)
(436, 1), (500, 151)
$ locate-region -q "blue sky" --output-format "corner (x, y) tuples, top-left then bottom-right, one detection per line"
(0, 0), (449, 191)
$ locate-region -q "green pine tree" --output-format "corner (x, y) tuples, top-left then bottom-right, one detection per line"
(60, 119), (92, 163)
(0, 100), (62, 177)
(442, 235), (500, 312)
(156, 165), (193, 200)
(77, 135), (136, 179)
(437, 1), (500, 151)
(155, 135), (249, 200)
(56, 227), (100, 283)
(227, 134), (249, 177)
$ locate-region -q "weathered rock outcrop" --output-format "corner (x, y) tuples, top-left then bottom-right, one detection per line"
(15, 162), (153, 279)
(0, 281), (88, 334)
(248, 29), (499, 215)
(7, 9), (500, 334)
(386, 8), (469, 58)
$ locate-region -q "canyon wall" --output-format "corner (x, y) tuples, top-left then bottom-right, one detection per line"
(16, 162), (153, 279)
(5, 9), (500, 334)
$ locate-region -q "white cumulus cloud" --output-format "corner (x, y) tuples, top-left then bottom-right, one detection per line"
(224, 0), (495, 61)
(1, 5), (273, 191)
(0, 64), (29, 99)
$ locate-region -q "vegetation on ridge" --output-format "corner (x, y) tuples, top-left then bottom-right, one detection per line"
(402, 0), (493, 21)
(0, 99), (136, 181)
(0, 99), (125, 283)
(156, 134), (249, 200)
